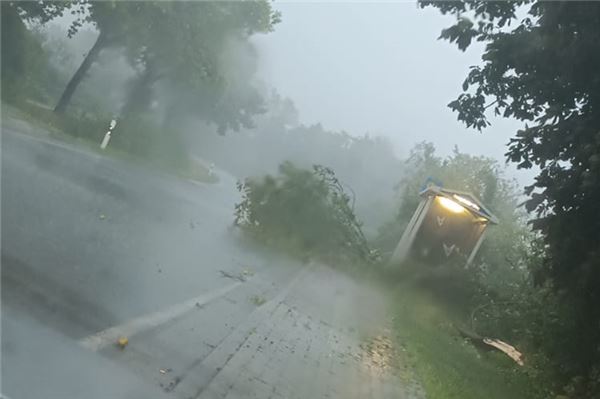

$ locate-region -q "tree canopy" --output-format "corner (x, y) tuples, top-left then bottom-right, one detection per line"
(143, 1), (277, 133)
(51, 0), (278, 133)
(235, 161), (377, 264)
(421, 1), (600, 393)
(9, 0), (74, 24)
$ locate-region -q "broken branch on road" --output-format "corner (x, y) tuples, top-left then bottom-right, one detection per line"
(219, 269), (250, 282)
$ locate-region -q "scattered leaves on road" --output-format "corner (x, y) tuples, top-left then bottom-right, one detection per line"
(220, 270), (248, 282)
(117, 336), (129, 349)
(250, 295), (267, 306)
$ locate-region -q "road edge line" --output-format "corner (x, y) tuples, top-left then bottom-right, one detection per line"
(78, 281), (242, 352)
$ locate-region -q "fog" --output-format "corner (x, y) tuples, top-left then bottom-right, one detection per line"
(3, 2), (556, 398)
(252, 2), (534, 185)
(38, 3), (536, 192)
(182, 2), (536, 236)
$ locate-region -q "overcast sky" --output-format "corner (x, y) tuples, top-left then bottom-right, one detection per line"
(252, 1), (535, 185)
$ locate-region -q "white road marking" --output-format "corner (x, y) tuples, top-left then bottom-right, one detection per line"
(79, 281), (242, 352)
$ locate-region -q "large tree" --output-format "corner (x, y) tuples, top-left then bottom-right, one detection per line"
(421, 0), (600, 390)
(53, 1), (149, 113)
(122, 1), (278, 132)
(54, 0), (278, 134)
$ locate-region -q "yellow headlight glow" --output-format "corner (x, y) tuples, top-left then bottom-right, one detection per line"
(437, 196), (466, 213)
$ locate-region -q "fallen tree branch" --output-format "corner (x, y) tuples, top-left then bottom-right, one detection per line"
(455, 325), (524, 366)
(483, 338), (524, 366)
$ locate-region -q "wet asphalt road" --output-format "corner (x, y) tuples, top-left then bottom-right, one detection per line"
(2, 125), (300, 332)
(1, 121), (424, 399)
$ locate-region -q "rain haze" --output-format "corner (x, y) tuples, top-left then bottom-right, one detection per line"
(253, 2), (532, 183)
(3, 2), (597, 399)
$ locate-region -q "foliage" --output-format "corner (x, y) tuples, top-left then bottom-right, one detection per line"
(46, 0), (277, 133)
(376, 142), (523, 270)
(195, 92), (402, 236)
(379, 142), (564, 395)
(96, 1), (277, 132)
(9, 99), (113, 144)
(6, 1), (279, 178)
(1, 3), (54, 102)
(109, 114), (188, 171)
(147, 0), (277, 134)
(234, 162), (378, 265)
(421, 1), (600, 394)
(391, 277), (545, 399)
(52, 1), (168, 113)
(9, 0), (73, 24)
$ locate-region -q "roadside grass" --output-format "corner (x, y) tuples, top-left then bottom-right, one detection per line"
(2, 101), (99, 148)
(180, 157), (219, 184)
(228, 221), (546, 398)
(390, 266), (544, 399)
(2, 101), (217, 184)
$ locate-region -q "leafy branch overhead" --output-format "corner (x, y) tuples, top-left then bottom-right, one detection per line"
(421, 0), (600, 284)
(235, 162), (379, 264)
(422, 1), (600, 396)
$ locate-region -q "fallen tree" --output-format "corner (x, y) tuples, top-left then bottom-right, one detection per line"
(234, 161), (379, 265)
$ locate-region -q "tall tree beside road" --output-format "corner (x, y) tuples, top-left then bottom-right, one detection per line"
(53, 0), (279, 133)
(122, 1), (278, 133)
(53, 1), (149, 113)
(421, 0), (600, 392)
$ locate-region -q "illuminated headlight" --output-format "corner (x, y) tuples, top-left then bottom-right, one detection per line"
(437, 196), (466, 213)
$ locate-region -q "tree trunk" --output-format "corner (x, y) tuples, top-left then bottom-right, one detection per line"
(120, 61), (161, 118)
(162, 100), (183, 131)
(53, 31), (107, 114)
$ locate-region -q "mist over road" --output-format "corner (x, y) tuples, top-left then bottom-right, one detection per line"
(1, 123), (422, 399)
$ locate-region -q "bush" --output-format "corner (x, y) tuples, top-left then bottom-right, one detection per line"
(234, 162), (379, 264)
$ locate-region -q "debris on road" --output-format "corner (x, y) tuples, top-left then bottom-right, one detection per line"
(117, 336), (129, 349)
(360, 334), (395, 373)
(219, 270), (248, 282)
(163, 376), (181, 392)
(250, 295), (267, 306)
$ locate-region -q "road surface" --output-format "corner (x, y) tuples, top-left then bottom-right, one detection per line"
(1, 118), (424, 399)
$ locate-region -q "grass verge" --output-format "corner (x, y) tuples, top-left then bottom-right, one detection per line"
(2, 101), (218, 184)
(390, 270), (544, 399)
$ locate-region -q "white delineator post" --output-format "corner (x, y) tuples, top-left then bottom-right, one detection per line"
(100, 119), (117, 150)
